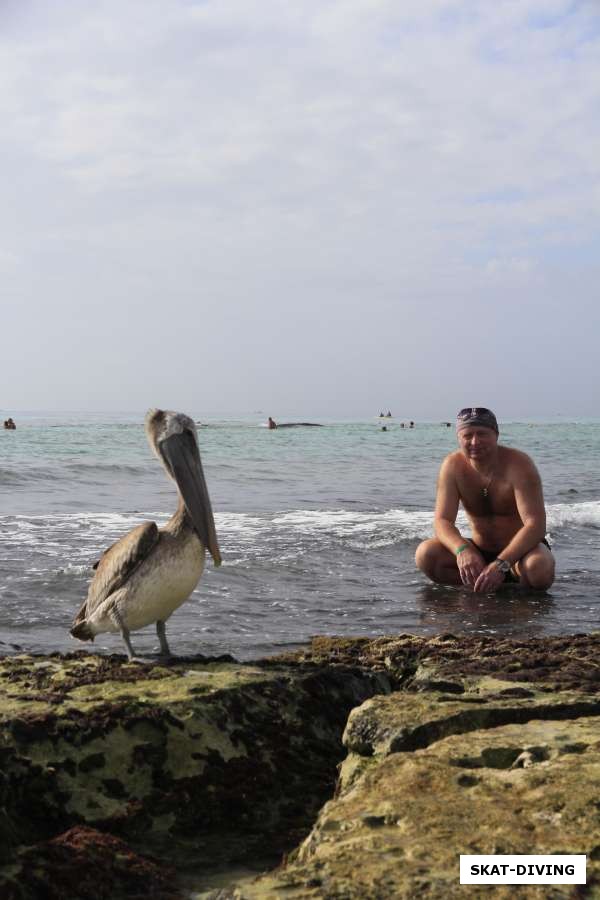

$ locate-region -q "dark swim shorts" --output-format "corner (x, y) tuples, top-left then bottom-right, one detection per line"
(470, 539), (551, 584)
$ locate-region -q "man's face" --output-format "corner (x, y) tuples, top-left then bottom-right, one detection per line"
(457, 425), (498, 462)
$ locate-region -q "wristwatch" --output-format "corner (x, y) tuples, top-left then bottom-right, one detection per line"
(494, 558), (512, 574)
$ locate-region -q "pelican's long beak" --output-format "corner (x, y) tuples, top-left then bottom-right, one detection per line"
(160, 431), (222, 566)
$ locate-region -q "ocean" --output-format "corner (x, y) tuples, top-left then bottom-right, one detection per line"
(1, 411), (599, 660)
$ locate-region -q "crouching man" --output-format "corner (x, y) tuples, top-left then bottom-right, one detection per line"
(415, 407), (555, 592)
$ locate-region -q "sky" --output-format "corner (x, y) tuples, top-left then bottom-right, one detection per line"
(1, 0), (599, 418)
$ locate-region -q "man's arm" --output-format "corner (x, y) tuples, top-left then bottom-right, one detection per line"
(498, 456), (546, 565)
(433, 457), (462, 549)
(434, 456), (486, 586)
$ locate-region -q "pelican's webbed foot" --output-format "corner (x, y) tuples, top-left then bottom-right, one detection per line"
(156, 620), (172, 658)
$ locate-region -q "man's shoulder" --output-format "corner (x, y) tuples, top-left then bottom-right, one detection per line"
(499, 445), (540, 479)
(499, 445), (536, 468)
(440, 451), (463, 473)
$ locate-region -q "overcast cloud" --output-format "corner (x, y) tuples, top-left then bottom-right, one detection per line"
(1, 0), (599, 417)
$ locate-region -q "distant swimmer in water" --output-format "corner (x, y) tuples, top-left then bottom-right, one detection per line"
(386, 411), (392, 417)
(4, 418), (16, 430)
(409, 421), (415, 428)
(268, 416), (277, 430)
(381, 425), (388, 431)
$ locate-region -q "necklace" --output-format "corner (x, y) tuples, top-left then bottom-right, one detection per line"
(482, 472), (494, 498)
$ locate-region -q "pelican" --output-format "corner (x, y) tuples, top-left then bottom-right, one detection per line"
(70, 409), (221, 659)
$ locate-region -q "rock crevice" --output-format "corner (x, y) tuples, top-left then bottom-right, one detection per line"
(0, 652), (390, 898)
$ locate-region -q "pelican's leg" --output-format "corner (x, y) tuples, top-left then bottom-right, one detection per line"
(110, 608), (137, 660)
(156, 620), (172, 658)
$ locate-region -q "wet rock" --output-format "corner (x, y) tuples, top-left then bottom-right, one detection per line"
(342, 684), (600, 756)
(266, 632), (600, 693)
(3, 634), (600, 898)
(238, 633), (600, 898)
(0, 652), (389, 897)
(241, 716), (600, 898)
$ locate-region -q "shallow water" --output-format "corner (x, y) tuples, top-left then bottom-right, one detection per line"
(1, 412), (599, 659)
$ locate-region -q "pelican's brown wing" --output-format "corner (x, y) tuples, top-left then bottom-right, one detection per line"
(72, 521), (159, 627)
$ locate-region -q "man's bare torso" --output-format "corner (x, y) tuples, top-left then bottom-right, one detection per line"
(449, 445), (531, 553)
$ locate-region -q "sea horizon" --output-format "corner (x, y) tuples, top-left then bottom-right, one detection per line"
(4, 408), (600, 425)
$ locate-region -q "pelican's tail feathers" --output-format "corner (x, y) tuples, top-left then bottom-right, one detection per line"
(70, 617), (95, 642)
(71, 592), (92, 640)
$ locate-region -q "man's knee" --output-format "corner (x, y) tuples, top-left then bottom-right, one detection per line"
(415, 540), (434, 572)
(415, 538), (452, 580)
(520, 551), (555, 590)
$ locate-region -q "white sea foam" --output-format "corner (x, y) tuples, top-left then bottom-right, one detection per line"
(215, 512), (270, 534)
(268, 501), (600, 544)
(1, 501), (599, 562)
(272, 508), (438, 542)
(546, 501), (600, 530)
(55, 563), (91, 575)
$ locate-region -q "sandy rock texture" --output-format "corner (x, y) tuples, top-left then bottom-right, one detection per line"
(0, 650), (388, 899)
(239, 633), (600, 899)
(2, 633), (600, 899)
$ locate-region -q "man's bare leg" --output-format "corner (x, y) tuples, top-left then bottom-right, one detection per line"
(515, 543), (555, 590)
(415, 538), (462, 586)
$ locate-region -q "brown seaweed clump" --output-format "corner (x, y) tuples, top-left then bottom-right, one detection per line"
(1, 826), (181, 900)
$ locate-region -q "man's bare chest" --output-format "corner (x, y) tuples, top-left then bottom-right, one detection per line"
(458, 476), (518, 518)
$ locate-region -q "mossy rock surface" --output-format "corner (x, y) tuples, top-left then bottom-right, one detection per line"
(238, 633), (600, 899)
(242, 716), (600, 898)
(3, 633), (600, 899)
(0, 650), (389, 898)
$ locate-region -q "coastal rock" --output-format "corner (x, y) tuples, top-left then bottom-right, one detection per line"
(241, 715), (600, 898)
(341, 682), (600, 757)
(0, 651), (389, 898)
(267, 632), (600, 693)
(2, 633), (600, 898)
(238, 633), (600, 898)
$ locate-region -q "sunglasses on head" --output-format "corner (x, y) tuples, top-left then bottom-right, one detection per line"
(457, 407), (495, 420)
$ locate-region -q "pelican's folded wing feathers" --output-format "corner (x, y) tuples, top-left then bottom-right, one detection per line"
(72, 522), (159, 626)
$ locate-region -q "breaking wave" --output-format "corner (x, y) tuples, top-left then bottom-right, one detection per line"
(1, 501), (597, 564)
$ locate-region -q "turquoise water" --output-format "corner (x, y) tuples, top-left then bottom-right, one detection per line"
(1, 411), (600, 659)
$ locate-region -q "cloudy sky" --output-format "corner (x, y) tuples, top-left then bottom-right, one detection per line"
(1, 0), (599, 417)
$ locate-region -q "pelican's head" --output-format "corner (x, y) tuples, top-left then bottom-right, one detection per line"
(145, 409), (221, 566)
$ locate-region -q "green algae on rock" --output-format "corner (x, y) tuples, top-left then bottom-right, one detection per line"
(237, 633), (600, 899)
(3, 634), (600, 899)
(0, 650), (390, 898)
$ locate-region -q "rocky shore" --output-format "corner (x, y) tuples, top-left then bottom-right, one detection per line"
(1, 633), (600, 898)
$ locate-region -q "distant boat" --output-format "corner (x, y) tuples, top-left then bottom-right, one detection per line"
(275, 422), (323, 428)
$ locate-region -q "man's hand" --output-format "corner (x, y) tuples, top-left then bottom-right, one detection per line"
(473, 562), (507, 593)
(456, 546), (486, 587)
